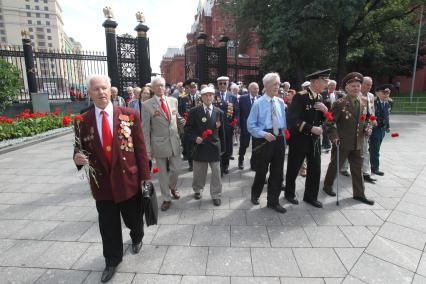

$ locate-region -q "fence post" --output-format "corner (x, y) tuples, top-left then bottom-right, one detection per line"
(196, 25), (207, 84)
(21, 31), (37, 99)
(135, 12), (151, 86)
(102, 8), (119, 89)
(218, 34), (229, 77)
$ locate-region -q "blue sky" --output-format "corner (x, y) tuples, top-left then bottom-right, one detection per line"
(60, 0), (199, 73)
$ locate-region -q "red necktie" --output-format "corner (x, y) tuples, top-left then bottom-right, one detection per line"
(101, 111), (113, 166)
(160, 98), (170, 122)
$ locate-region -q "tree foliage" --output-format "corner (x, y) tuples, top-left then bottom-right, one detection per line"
(222, 0), (424, 86)
(0, 59), (21, 112)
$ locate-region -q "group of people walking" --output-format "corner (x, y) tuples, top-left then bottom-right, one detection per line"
(72, 69), (392, 282)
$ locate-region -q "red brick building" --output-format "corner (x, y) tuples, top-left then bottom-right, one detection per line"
(160, 0), (260, 84)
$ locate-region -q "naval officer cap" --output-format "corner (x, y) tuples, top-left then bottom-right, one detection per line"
(200, 86), (215, 95)
(217, 76), (230, 81)
(305, 68), (331, 80)
(341, 72), (363, 86)
(184, 78), (199, 88)
(375, 84), (393, 92)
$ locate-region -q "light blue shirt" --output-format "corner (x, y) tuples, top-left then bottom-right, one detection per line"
(247, 94), (287, 138)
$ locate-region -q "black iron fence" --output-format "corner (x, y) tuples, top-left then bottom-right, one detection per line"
(227, 64), (261, 86)
(0, 45), (107, 102)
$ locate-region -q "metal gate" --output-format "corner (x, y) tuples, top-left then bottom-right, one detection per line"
(116, 35), (139, 93)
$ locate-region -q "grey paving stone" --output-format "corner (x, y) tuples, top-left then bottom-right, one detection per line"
(43, 221), (93, 241)
(191, 225), (231, 246)
(304, 226), (352, 248)
(231, 226), (270, 247)
(181, 275), (230, 284)
(51, 206), (94, 221)
(372, 209), (392, 221)
(118, 244), (167, 273)
(351, 254), (414, 284)
(179, 209), (213, 225)
(341, 275), (365, 284)
(0, 239), (18, 255)
(278, 210), (316, 227)
(323, 278), (344, 284)
(341, 209), (384, 226)
(14, 220), (60, 240)
(83, 271), (135, 284)
(34, 269), (89, 284)
(396, 201), (426, 219)
(1, 204), (38, 219)
(377, 222), (426, 250)
(206, 247), (252, 276)
(25, 205), (66, 221)
(334, 248), (364, 271)
(0, 219), (30, 238)
(231, 276), (280, 284)
(387, 210), (426, 233)
(0, 239), (53, 267)
(213, 209), (246, 225)
(267, 226), (311, 248)
(157, 209), (182, 224)
(229, 198), (257, 210)
(374, 197), (400, 210)
(151, 224), (194, 246)
(417, 253), (426, 277)
(311, 210), (351, 226)
(160, 246), (208, 275)
(280, 278), (325, 284)
(132, 273), (182, 284)
(412, 274), (426, 284)
(366, 236), (422, 272)
(246, 208), (282, 226)
(72, 243), (107, 271)
(293, 248), (347, 277)
(339, 226), (374, 247)
(0, 267), (46, 284)
(78, 222), (102, 243)
(200, 198), (231, 209)
(401, 193), (426, 207)
(36, 241), (91, 269)
(251, 248), (300, 277)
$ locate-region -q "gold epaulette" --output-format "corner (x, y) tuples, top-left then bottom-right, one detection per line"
(179, 92), (188, 98)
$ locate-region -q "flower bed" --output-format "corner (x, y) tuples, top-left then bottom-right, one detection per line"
(0, 108), (77, 142)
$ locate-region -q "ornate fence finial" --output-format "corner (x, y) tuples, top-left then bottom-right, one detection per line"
(103, 6), (114, 19)
(136, 11), (145, 23)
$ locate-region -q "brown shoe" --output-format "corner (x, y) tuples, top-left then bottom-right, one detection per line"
(299, 169), (307, 177)
(161, 201), (171, 211)
(170, 189), (180, 200)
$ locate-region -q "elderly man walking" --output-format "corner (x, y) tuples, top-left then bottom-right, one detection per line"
(142, 76), (184, 211)
(247, 73), (287, 213)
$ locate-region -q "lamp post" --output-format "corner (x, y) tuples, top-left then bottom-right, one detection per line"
(410, 5), (424, 103)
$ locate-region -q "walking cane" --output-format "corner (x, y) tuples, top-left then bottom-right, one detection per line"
(336, 140), (340, 206)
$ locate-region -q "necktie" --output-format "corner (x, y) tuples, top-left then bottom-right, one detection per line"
(251, 97), (255, 105)
(271, 99), (279, 136)
(160, 98), (170, 122)
(221, 92), (225, 102)
(205, 107), (211, 119)
(101, 111), (113, 166)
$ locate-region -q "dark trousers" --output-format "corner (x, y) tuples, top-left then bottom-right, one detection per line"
(251, 136), (285, 205)
(369, 127), (386, 171)
(322, 125), (331, 148)
(221, 126), (234, 171)
(323, 146), (365, 198)
(285, 140), (321, 201)
(238, 132), (255, 168)
(96, 190), (144, 267)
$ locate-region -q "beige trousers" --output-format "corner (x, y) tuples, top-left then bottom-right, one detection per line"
(192, 161), (222, 199)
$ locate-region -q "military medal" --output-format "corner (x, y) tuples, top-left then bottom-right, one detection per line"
(202, 117), (207, 123)
(106, 146), (111, 152)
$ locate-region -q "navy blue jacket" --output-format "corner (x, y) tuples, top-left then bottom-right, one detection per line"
(374, 100), (390, 130)
(239, 94), (257, 136)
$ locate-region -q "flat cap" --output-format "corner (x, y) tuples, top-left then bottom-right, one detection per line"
(306, 68), (331, 80)
(217, 76), (230, 81)
(200, 86), (215, 95)
(341, 72), (363, 86)
(184, 78), (199, 88)
(375, 84), (393, 92)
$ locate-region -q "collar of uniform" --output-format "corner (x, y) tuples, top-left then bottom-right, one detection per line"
(95, 101), (113, 118)
(203, 103), (212, 111)
(308, 87), (318, 97)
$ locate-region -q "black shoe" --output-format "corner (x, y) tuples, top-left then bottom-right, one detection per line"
(250, 166), (256, 171)
(323, 188), (336, 197)
(372, 169), (384, 176)
(285, 197), (299, 205)
(251, 198), (260, 205)
(363, 175), (376, 184)
(238, 161), (244, 170)
(303, 198), (323, 208)
(101, 266), (117, 283)
(194, 192), (202, 200)
(131, 242), (142, 254)
(267, 203), (287, 214)
(353, 196), (375, 205)
(230, 156), (235, 160)
(213, 199), (221, 206)
(223, 168), (229, 174)
(340, 170), (350, 177)
(188, 166), (193, 171)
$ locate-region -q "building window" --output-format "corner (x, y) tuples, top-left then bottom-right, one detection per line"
(35, 0), (39, 2)
(30, 35), (34, 39)
(44, 0), (48, 3)
(27, 12), (31, 17)
(36, 27), (43, 32)
(44, 6), (48, 11)
(28, 20), (32, 24)
(36, 13), (41, 18)
(1, 37), (6, 42)
(0, 23), (3, 28)
(37, 34), (45, 39)
(47, 35), (51, 40)
(46, 21), (50, 26)
(26, 5), (30, 9)
(45, 14), (49, 18)
(35, 6), (40, 10)
(38, 41), (45, 46)
(29, 27), (33, 32)
(48, 43), (52, 47)
(46, 28), (51, 33)
(37, 20), (41, 25)
(0, 30), (5, 35)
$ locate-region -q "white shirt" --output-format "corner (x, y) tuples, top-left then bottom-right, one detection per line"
(95, 102), (113, 146)
(203, 103), (212, 116)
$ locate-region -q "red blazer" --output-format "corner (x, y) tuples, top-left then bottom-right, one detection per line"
(75, 106), (151, 203)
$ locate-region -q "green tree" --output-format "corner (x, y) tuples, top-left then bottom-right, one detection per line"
(0, 59), (20, 113)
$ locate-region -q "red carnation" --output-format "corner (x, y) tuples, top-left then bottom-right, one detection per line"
(284, 129), (291, 140)
(184, 112), (188, 120)
(230, 118), (238, 127)
(21, 112), (30, 119)
(62, 116), (72, 126)
(74, 115), (84, 123)
(324, 112), (334, 121)
(6, 118), (13, 124)
(152, 167), (160, 173)
(202, 129), (213, 139)
(359, 114), (367, 122)
(369, 115), (377, 121)
(391, 132), (399, 138)
(129, 114), (135, 121)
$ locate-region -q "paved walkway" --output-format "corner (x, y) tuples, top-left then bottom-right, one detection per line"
(0, 114), (425, 284)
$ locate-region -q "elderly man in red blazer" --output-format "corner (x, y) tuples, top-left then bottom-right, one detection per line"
(73, 75), (151, 283)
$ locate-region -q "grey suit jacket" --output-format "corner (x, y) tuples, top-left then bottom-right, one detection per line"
(141, 95), (184, 158)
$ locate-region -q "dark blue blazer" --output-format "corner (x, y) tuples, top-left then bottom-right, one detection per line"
(239, 94), (257, 135)
(214, 91), (240, 129)
(374, 100), (390, 130)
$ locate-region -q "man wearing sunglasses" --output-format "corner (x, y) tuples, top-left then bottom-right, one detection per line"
(214, 76), (240, 175)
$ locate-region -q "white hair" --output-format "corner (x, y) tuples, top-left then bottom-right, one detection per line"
(87, 74), (111, 89)
(248, 82), (259, 89)
(262, 72), (280, 86)
(283, 81), (290, 87)
(230, 83), (239, 91)
(363, 76), (373, 83)
(151, 76), (166, 86)
(328, 80), (337, 86)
